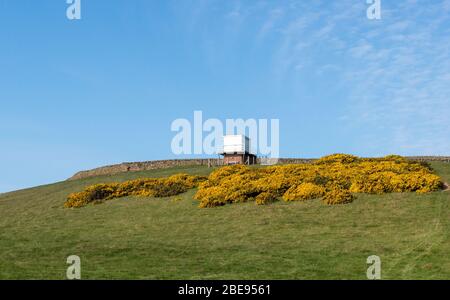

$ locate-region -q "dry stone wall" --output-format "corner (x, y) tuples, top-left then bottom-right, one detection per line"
(68, 156), (450, 181)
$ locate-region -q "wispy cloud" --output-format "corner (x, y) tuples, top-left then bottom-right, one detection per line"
(265, 0), (450, 155)
(177, 0), (450, 155)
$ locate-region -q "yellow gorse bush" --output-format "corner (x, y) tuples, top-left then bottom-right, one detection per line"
(65, 154), (443, 208)
(194, 154), (443, 208)
(322, 188), (355, 205)
(283, 183), (326, 202)
(64, 174), (207, 208)
(255, 191), (278, 205)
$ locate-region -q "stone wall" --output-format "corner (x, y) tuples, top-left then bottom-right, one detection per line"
(68, 156), (450, 181)
(404, 156), (450, 162)
(68, 159), (224, 180)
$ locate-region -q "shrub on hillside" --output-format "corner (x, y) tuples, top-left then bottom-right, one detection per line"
(322, 188), (355, 205)
(282, 183), (326, 202)
(255, 191), (278, 205)
(66, 154), (444, 209)
(194, 154), (443, 208)
(314, 154), (359, 165)
(64, 174), (206, 208)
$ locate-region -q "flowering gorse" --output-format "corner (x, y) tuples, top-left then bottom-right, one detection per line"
(64, 174), (206, 208)
(65, 154), (443, 208)
(194, 154), (443, 207)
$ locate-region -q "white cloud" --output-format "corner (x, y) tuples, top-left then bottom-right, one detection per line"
(267, 0), (450, 155)
(257, 8), (284, 40)
(443, 0), (450, 12)
(349, 41), (373, 58)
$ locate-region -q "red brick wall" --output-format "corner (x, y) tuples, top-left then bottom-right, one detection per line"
(224, 154), (244, 165)
(223, 154), (257, 165)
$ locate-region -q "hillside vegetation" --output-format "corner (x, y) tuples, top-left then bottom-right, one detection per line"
(0, 162), (449, 279)
(64, 154), (442, 209)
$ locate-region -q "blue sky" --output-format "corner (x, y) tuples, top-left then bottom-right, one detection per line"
(1, 0), (450, 192)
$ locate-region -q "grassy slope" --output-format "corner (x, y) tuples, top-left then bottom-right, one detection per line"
(0, 163), (449, 279)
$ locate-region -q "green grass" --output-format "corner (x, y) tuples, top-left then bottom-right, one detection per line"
(0, 163), (449, 279)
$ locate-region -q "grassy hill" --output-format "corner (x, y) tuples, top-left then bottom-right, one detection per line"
(0, 163), (449, 279)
